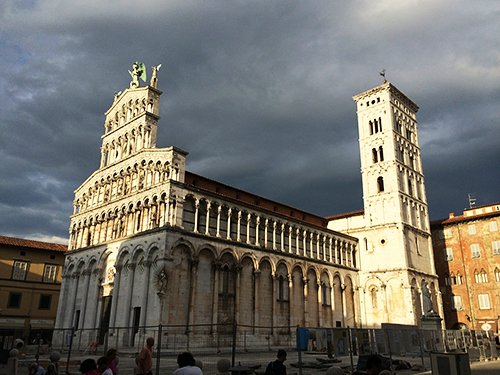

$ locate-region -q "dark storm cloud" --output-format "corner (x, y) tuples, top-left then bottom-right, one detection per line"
(0, 1), (499, 243)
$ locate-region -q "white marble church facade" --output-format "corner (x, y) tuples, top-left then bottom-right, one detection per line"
(55, 67), (442, 347)
(54, 67), (361, 346)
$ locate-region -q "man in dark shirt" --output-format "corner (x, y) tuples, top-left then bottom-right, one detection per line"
(265, 349), (287, 375)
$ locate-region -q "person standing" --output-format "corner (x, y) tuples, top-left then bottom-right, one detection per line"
(172, 352), (203, 375)
(97, 357), (113, 375)
(79, 359), (99, 375)
(29, 363), (46, 375)
(106, 349), (118, 375)
(265, 349), (287, 375)
(137, 337), (154, 375)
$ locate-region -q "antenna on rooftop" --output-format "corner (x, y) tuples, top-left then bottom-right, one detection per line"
(468, 193), (476, 209)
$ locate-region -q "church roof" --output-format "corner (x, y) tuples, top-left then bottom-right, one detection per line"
(185, 171), (330, 229)
(0, 235), (67, 252)
(325, 209), (364, 220)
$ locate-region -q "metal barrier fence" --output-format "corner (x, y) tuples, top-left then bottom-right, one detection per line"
(3, 324), (498, 374)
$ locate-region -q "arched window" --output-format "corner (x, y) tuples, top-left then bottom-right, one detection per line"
(370, 287), (377, 309)
(444, 272), (450, 285)
(450, 273), (456, 285)
(474, 270), (480, 283)
(322, 282), (331, 306)
(378, 117), (382, 131)
(379, 146), (384, 161)
(278, 275), (289, 301)
(480, 269), (488, 283)
(457, 272), (463, 285)
(377, 177), (385, 192)
(495, 268), (500, 282)
(222, 265), (233, 294)
(372, 148), (378, 163)
(369, 121), (374, 135)
(408, 179), (413, 196)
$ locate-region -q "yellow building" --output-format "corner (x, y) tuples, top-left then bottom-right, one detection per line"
(0, 236), (66, 350)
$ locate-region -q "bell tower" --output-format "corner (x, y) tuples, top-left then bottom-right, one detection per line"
(329, 81), (442, 327)
(354, 82), (429, 235)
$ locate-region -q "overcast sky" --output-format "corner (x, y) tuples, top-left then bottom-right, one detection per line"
(1, 1), (499, 244)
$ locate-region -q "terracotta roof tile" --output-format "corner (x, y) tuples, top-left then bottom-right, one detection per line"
(326, 209), (364, 220)
(0, 235), (67, 252)
(430, 209), (500, 226)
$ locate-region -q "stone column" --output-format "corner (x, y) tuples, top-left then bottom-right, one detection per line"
(216, 206), (222, 237)
(272, 273), (277, 333)
(341, 284), (347, 327)
(280, 224), (285, 251)
(77, 226), (85, 248)
(227, 208), (232, 240)
(246, 213), (251, 244)
(165, 199), (171, 226)
(255, 216), (260, 246)
(100, 148), (106, 168)
(193, 200), (199, 233)
(205, 201), (211, 235)
(159, 200), (166, 227)
(79, 270), (92, 329)
(303, 231), (307, 257)
(234, 266), (242, 325)
(187, 259), (199, 327)
(309, 233), (314, 258)
(317, 281), (323, 327)
(340, 242), (344, 265)
(138, 261), (151, 331)
(108, 265), (122, 331)
(55, 274), (71, 329)
(254, 269), (261, 327)
(141, 205), (149, 231)
(273, 222), (277, 250)
(91, 223), (97, 245)
(317, 234), (321, 260)
(211, 263), (220, 327)
(288, 226), (292, 253)
(68, 230), (74, 250)
(303, 277), (309, 326)
(329, 237), (333, 262)
(122, 264), (136, 329)
(330, 281), (336, 328)
(68, 272), (80, 328)
(264, 219), (269, 248)
(296, 229), (300, 255)
(237, 211), (242, 242)
(379, 284), (388, 323)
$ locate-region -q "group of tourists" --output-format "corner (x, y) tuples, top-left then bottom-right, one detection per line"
(74, 337), (299, 375)
(135, 337), (203, 375)
(78, 338), (204, 375)
(79, 348), (118, 375)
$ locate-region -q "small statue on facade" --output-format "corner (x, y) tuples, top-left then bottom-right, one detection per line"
(422, 281), (434, 314)
(129, 62), (147, 89)
(150, 64), (161, 88)
(157, 269), (167, 294)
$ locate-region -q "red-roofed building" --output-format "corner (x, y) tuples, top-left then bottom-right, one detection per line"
(430, 202), (500, 332)
(0, 235), (67, 355)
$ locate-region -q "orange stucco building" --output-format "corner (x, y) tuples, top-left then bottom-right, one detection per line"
(431, 202), (500, 332)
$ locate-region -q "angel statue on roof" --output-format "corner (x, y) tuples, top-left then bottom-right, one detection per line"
(129, 62), (147, 89)
(150, 64), (161, 88)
